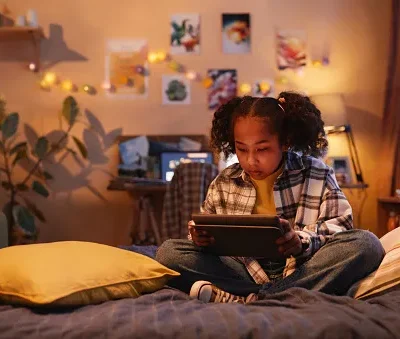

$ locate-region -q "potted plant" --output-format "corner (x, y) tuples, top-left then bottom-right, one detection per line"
(0, 95), (88, 246)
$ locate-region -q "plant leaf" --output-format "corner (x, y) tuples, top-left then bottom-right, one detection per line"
(72, 136), (88, 159)
(62, 96), (79, 126)
(22, 197), (46, 223)
(16, 183), (29, 191)
(32, 181), (49, 198)
(43, 171), (53, 180)
(1, 181), (12, 190)
(34, 137), (49, 159)
(10, 141), (27, 155)
(1, 112), (19, 139)
(12, 148), (27, 166)
(12, 205), (35, 234)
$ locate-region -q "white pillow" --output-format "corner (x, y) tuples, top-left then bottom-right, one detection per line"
(347, 227), (400, 299)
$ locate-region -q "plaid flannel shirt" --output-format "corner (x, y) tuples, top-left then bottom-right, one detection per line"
(199, 151), (353, 284)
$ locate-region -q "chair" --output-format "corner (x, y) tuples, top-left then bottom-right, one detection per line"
(161, 162), (218, 241)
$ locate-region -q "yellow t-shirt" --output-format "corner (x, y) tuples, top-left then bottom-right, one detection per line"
(250, 165), (283, 215)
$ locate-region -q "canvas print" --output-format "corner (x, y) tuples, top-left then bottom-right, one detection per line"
(207, 69), (237, 110)
(170, 14), (200, 55)
(253, 79), (274, 97)
(222, 13), (251, 54)
(276, 29), (307, 70)
(105, 39), (148, 97)
(162, 75), (191, 105)
(327, 156), (353, 186)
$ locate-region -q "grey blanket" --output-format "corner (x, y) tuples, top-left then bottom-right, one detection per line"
(0, 287), (400, 339)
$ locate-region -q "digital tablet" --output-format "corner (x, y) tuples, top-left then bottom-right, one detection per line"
(191, 214), (285, 258)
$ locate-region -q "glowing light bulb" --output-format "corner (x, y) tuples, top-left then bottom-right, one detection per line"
(148, 52), (158, 63)
(156, 51), (167, 62)
(185, 71), (197, 80)
(43, 72), (57, 85)
(29, 63), (37, 71)
(240, 83), (252, 95)
(83, 85), (90, 92)
(259, 82), (271, 94)
(202, 77), (213, 89)
(312, 60), (322, 67)
(61, 80), (73, 92)
(101, 81), (112, 90)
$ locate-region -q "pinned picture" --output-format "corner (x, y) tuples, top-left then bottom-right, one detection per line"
(105, 39), (148, 97)
(170, 14), (200, 55)
(253, 79), (274, 97)
(327, 156), (353, 186)
(276, 29), (307, 70)
(207, 69), (237, 110)
(162, 75), (191, 105)
(222, 13), (251, 54)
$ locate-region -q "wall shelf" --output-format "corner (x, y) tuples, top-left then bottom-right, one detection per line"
(0, 27), (44, 71)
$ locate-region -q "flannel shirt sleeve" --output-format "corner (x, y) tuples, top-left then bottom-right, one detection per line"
(188, 179), (217, 241)
(295, 168), (353, 258)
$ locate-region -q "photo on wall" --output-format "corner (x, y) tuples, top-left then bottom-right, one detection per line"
(207, 69), (237, 110)
(162, 75), (191, 105)
(222, 13), (251, 54)
(105, 39), (148, 97)
(276, 29), (307, 70)
(253, 79), (274, 97)
(170, 14), (200, 55)
(326, 156), (353, 186)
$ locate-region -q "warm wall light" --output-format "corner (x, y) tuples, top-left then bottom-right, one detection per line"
(310, 93), (366, 187)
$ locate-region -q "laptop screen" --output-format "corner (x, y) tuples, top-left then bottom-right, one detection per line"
(160, 152), (214, 181)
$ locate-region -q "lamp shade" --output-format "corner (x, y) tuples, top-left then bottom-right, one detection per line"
(310, 93), (347, 127)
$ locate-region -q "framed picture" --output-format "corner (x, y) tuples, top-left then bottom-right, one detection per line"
(170, 14), (200, 55)
(222, 13), (251, 54)
(327, 156), (353, 186)
(162, 75), (191, 105)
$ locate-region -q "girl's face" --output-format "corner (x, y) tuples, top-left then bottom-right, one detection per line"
(234, 116), (284, 180)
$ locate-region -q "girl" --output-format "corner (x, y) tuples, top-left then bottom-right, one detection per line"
(156, 92), (384, 303)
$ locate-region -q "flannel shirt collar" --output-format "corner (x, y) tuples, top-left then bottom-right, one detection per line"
(229, 151), (305, 182)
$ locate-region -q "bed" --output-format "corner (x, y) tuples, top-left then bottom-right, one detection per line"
(1, 231), (400, 339)
(0, 286), (400, 338)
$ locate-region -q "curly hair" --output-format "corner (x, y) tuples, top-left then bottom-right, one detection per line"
(210, 91), (328, 159)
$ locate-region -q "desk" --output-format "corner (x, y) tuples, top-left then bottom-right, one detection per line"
(108, 179), (167, 245)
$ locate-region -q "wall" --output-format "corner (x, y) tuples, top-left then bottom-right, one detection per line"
(0, 0), (391, 244)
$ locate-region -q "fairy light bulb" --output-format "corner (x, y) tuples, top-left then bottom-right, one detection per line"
(259, 82), (271, 94)
(156, 51), (167, 62)
(148, 52), (158, 63)
(61, 80), (73, 92)
(83, 85), (90, 92)
(101, 81), (112, 90)
(240, 83), (252, 95)
(185, 71), (197, 80)
(29, 63), (37, 72)
(43, 72), (57, 85)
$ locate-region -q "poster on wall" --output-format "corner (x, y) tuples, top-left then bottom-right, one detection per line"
(222, 13), (251, 54)
(105, 39), (148, 97)
(170, 14), (200, 55)
(253, 79), (274, 97)
(207, 69), (237, 110)
(162, 75), (191, 105)
(276, 29), (307, 70)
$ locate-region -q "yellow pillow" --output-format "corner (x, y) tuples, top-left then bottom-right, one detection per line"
(0, 241), (179, 307)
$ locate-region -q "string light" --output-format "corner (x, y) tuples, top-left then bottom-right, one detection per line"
(185, 71), (198, 80)
(239, 83), (252, 95)
(29, 63), (37, 72)
(61, 80), (74, 92)
(148, 52), (158, 63)
(43, 72), (57, 85)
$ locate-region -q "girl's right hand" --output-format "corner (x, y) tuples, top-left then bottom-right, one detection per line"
(188, 220), (215, 247)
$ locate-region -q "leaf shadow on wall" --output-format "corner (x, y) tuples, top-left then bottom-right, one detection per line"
(19, 114), (122, 204)
(0, 23), (87, 69)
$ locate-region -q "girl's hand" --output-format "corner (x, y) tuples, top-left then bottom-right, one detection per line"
(275, 219), (302, 257)
(188, 220), (215, 247)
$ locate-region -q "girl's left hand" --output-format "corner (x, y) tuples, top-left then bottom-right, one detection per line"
(275, 219), (302, 257)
